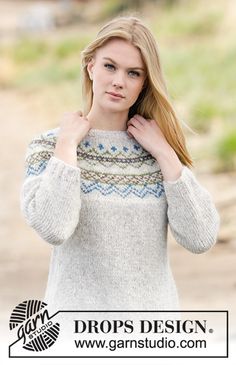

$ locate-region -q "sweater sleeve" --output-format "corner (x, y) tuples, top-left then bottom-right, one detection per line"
(20, 130), (82, 246)
(162, 165), (220, 253)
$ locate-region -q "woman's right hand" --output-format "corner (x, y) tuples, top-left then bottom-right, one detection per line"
(57, 110), (91, 146)
(54, 111), (91, 167)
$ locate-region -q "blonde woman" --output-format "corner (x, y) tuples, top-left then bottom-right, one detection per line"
(21, 16), (220, 312)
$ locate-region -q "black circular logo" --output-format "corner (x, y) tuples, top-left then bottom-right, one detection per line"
(9, 299), (60, 352)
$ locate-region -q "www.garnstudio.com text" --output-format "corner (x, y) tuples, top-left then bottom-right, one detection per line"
(74, 336), (206, 351)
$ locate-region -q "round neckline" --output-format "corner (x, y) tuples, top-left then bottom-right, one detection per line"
(87, 128), (129, 137)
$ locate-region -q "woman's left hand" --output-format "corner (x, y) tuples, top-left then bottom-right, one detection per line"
(127, 114), (173, 159)
(127, 114), (183, 181)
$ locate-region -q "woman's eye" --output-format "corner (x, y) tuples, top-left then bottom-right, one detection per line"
(104, 63), (140, 77)
(104, 63), (115, 70)
(129, 70), (140, 77)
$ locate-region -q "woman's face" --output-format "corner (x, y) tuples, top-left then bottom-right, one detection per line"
(87, 38), (146, 114)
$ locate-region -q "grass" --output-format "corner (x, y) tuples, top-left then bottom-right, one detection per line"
(0, 34), (93, 89)
(98, 0), (128, 21)
(10, 38), (49, 63)
(215, 129), (236, 172)
(152, 0), (223, 38)
(53, 37), (91, 59)
(14, 63), (81, 88)
(162, 39), (236, 133)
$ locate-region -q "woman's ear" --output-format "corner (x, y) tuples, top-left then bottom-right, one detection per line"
(87, 58), (95, 80)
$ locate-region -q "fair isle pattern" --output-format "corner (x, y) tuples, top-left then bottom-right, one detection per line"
(77, 151), (156, 168)
(25, 132), (164, 199)
(28, 137), (157, 169)
(81, 179), (164, 198)
(81, 169), (164, 198)
(26, 151), (52, 177)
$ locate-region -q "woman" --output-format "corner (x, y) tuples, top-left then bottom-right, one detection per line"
(20, 16), (220, 312)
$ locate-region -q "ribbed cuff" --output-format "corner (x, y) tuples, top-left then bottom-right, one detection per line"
(162, 166), (194, 197)
(45, 156), (81, 183)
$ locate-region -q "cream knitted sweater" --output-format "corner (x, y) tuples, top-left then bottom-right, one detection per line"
(20, 127), (220, 312)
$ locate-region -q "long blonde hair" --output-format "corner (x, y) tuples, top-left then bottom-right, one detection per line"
(81, 16), (193, 167)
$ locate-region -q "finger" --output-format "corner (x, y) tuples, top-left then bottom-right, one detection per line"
(127, 119), (137, 128)
(133, 114), (146, 125)
(128, 117), (143, 130)
(127, 130), (133, 138)
(127, 124), (138, 135)
(127, 117), (140, 126)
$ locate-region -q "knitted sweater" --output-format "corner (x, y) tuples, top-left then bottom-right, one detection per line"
(20, 127), (220, 312)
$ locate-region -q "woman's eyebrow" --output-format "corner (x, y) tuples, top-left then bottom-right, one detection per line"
(102, 57), (145, 71)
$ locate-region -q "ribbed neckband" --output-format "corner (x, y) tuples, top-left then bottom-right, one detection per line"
(86, 128), (131, 139)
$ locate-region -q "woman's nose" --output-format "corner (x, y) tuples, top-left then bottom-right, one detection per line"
(112, 72), (125, 88)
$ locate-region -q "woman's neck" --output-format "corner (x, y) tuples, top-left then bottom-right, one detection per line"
(86, 106), (129, 131)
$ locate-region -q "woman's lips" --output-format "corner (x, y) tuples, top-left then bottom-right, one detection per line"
(106, 92), (124, 99)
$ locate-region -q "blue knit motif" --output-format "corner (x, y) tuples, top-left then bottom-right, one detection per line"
(26, 160), (48, 177)
(81, 180), (164, 199)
